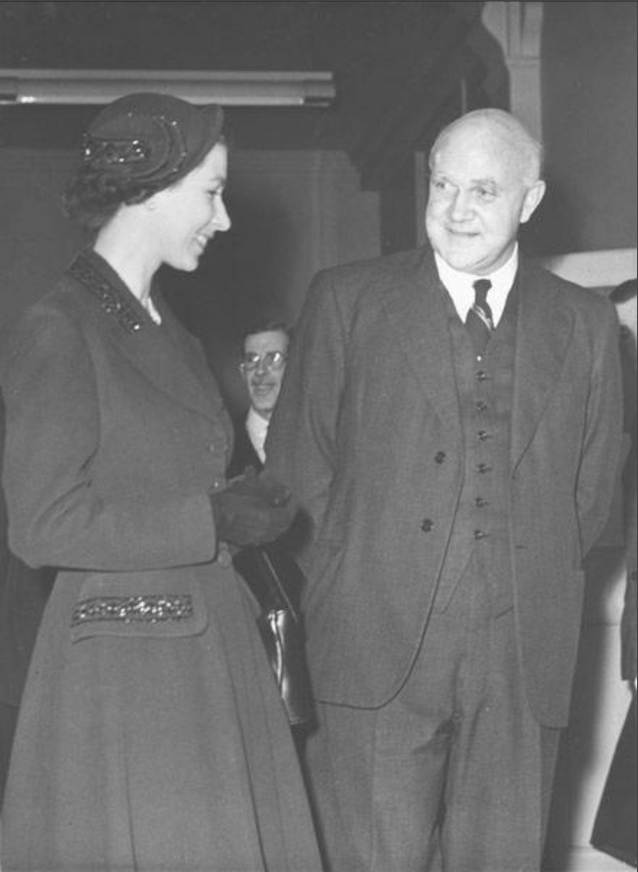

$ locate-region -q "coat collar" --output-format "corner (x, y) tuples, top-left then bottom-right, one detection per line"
(380, 247), (462, 434)
(510, 260), (574, 468)
(68, 249), (222, 422)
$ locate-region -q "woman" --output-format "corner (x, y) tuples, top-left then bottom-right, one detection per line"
(0, 92), (323, 872)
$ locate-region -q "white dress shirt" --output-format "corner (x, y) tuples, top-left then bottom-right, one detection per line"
(246, 407), (269, 465)
(434, 246), (519, 328)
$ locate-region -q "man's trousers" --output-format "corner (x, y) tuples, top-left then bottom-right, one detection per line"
(304, 566), (562, 872)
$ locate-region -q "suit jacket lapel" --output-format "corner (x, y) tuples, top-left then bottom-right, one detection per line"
(70, 251), (221, 422)
(381, 250), (461, 432)
(510, 263), (574, 469)
(379, 250), (574, 468)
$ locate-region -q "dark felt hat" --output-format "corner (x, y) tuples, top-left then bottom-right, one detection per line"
(82, 92), (224, 189)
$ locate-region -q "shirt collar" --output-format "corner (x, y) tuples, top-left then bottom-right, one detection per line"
(434, 245), (519, 326)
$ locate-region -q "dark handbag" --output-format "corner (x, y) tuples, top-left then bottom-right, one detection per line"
(591, 698), (637, 867)
(232, 543), (314, 727)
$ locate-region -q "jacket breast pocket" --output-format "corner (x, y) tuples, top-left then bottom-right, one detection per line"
(69, 571), (209, 642)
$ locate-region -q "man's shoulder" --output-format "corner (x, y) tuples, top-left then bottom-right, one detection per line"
(522, 257), (616, 319)
(315, 246), (431, 288)
(307, 248), (435, 320)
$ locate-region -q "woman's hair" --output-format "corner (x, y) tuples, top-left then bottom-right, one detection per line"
(63, 167), (169, 232)
(63, 92), (224, 231)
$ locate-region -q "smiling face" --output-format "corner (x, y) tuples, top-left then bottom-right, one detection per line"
(149, 142), (231, 272)
(425, 116), (545, 276)
(240, 328), (290, 420)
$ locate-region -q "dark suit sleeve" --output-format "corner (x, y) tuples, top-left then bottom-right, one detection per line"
(1, 309), (216, 572)
(576, 301), (625, 556)
(266, 269), (348, 547)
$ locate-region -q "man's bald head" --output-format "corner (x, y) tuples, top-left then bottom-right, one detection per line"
(430, 109), (544, 187)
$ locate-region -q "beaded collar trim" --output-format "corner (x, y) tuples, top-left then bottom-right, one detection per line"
(69, 253), (145, 334)
(71, 594), (194, 627)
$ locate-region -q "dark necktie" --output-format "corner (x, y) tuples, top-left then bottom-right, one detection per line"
(466, 278), (494, 357)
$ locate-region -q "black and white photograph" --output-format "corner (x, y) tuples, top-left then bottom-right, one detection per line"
(0, 2), (636, 870)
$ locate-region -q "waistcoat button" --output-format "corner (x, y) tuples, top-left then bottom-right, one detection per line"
(421, 518), (434, 533)
(434, 451), (446, 464)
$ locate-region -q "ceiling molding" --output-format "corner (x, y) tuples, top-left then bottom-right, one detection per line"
(0, 68), (336, 107)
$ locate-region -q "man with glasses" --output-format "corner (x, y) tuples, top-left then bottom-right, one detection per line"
(229, 320), (291, 478)
(228, 321), (313, 736)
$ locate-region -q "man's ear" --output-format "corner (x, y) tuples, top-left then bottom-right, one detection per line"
(520, 180), (546, 224)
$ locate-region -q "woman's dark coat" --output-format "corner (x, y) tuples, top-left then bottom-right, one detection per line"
(0, 250), (322, 871)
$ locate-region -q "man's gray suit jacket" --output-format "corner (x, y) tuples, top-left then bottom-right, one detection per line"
(266, 245), (624, 729)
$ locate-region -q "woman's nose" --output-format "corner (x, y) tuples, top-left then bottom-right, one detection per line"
(214, 199), (231, 232)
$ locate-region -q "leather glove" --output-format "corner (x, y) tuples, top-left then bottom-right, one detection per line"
(210, 467), (296, 547)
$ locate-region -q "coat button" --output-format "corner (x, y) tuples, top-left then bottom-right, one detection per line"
(211, 478), (223, 491)
(474, 529), (488, 540)
(421, 518), (434, 533)
(476, 370), (489, 382)
(477, 430), (491, 442)
(434, 451), (446, 464)
(476, 463), (492, 474)
(475, 496), (489, 508)
(475, 400), (488, 413)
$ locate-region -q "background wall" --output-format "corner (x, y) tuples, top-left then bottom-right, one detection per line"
(536, 0), (637, 255)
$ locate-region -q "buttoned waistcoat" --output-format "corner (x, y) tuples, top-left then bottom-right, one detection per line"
(266, 246), (624, 727)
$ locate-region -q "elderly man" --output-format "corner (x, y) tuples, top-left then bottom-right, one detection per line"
(266, 109), (624, 871)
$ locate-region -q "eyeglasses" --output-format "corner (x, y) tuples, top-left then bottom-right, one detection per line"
(239, 350), (287, 373)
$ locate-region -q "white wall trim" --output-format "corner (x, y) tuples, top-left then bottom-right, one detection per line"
(482, 1), (544, 139)
(542, 248), (637, 288)
(564, 845), (633, 871)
